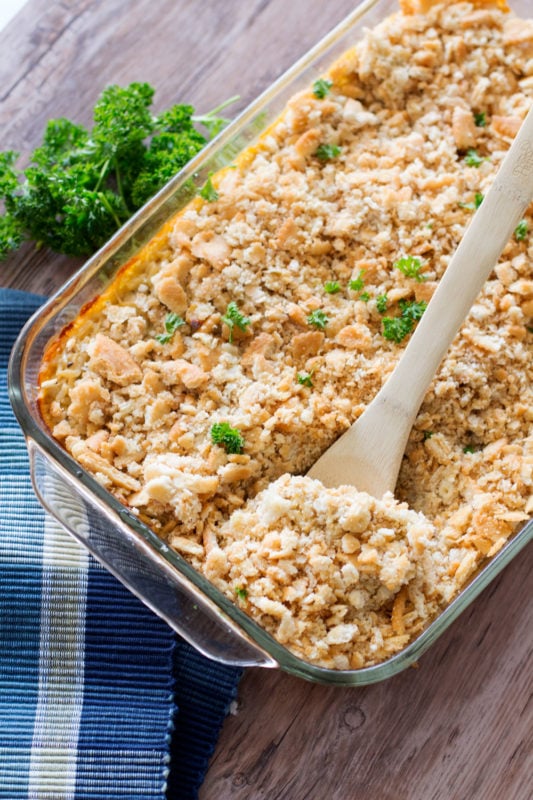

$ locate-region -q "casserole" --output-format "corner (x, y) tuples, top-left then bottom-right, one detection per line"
(9, 0), (533, 684)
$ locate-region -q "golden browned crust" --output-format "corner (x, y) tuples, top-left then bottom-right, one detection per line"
(39, 1), (532, 669)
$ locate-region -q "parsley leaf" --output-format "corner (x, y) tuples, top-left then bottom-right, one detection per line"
(235, 586), (248, 601)
(399, 298), (427, 322)
(376, 293), (388, 313)
(514, 219), (528, 241)
(222, 301), (250, 343)
(0, 214), (23, 260)
(199, 173), (219, 202)
(348, 270), (365, 292)
(313, 78), (333, 99)
(0, 85), (238, 260)
(463, 445), (476, 454)
(192, 95), (240, 138)
(307, 309), (328, 329)
(423, 431), (433, 440)
(156, 312), (185, 344)
(297, 372), (313, 387)
(130, 101), (207, 207)
(210, 422), (245, 454)
(464, 149), (487, 168)
(324, 280), (341, 294)
(0, 150), (21, 198)
(474, 111), (487, 127)
(314, 143), (341, 161)
(382, 299), (427, 343)
(459, 192), (484, 211)
(382, 316), (412, 343)
(394, 255), (427, 282)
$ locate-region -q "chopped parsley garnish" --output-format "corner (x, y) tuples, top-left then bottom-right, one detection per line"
(514, 219), (528, 241)
(459, 192), (484, 211)
(399, 298), (427, 321)
(314, 143), (341, 161)
(297, 372), (313, 387)
(382, 299), (427, 343)
(463, 445), (476, 454)
(464, 149), (487, 168)
(423, 431), (433, 440)
(199, 173), (219, 202)
(359, 291), (370, 302)
(313, 78), (333, 99)
(210, 422), (245, 454)
(307, 309), (328, 329)
(348, 270), (365, 292)
(324, 280), (341, 294)
(376, 293), (388, 313)
(394, 255), (427, 282)
(474, 111), (487, 128)
(382, 316), (412, 343)
(235, 586), (248, 601)
(156, 312), (185, 344)
(222, 301), (250, 343)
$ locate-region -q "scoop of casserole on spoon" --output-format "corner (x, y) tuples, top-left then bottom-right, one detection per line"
(308, 105), (533, 496)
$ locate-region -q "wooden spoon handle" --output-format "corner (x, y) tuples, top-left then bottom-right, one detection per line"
(384, 103), (533, 415)
(308, 105), (533, 495)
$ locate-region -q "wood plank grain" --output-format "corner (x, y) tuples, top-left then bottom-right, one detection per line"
(0, 0), (356, 292)
(0, 0), (93, 104)
(1, 2), (531, 799)
(201, 548), (532, 800)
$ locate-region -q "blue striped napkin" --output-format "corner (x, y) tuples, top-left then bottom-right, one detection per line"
(0, 288), (241, 800)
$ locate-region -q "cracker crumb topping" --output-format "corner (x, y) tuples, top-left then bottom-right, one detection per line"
(40, 0), (532, 670)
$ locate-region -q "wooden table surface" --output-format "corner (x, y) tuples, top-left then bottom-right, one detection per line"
(2, 2), (531, 798)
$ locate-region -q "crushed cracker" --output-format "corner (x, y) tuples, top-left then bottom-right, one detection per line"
(39, 0), (532, 669)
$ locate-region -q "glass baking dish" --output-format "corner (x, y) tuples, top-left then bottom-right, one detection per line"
(8, 0), (533, 686)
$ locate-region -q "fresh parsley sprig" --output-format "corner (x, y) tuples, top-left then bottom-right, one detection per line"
(313, 78), (333, 99)
(0, 84), (238, 260)
(382, 299), (427, 343)
(307, 309), (328, 329)
(514, 219), (528, 241)
(297, 372), (314, 387)
(348, 270), (365, 292)
(210, 422), (245, 454)
(192, 95), (240, 138)
(376, 293), (388, 313)
(314, 143), (341, 161)
(199, 173), (219, 202)
(394, 255), (427, 283)
(464, 149), (488, 168)
(222, 301), (250, 343)
(459, 192), (484, 212)
(156, 312), (185, 344)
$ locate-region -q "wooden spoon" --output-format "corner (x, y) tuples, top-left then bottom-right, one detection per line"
(308, 105), (533, 496)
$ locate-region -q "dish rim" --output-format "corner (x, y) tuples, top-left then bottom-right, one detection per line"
(8, 0), (533, 685)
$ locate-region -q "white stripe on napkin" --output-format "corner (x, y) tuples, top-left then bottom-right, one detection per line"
(28, 481), (89, 800)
